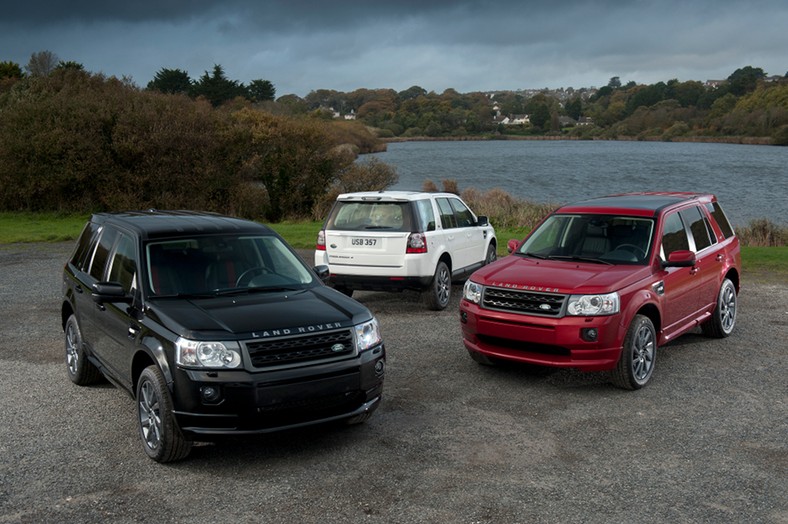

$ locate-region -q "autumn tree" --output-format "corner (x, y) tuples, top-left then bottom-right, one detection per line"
(25, 50), (58, 77)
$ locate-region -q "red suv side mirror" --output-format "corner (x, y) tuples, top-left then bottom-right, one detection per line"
(507, 239), (521, 254)
(663, 250), (697, 268)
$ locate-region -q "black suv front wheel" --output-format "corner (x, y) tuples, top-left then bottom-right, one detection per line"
(137, 365), (192, 463)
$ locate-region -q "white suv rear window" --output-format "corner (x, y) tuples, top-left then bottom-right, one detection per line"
(327, 202), (413, 232)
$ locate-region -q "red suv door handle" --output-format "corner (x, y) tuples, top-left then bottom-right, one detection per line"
(716, 254), (724, 261)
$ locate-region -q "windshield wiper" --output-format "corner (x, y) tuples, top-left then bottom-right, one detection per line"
(520, 251), (547, 259)
(213, 286), (302, 296)
(546, 255), (613, 265)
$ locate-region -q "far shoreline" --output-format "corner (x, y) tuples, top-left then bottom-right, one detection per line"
(380, 135), (774, 146)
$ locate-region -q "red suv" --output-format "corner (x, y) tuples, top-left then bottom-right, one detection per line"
(460, 193), (740, 389)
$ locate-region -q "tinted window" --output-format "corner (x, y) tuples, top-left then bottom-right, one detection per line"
(147, 235), (314, 295)
(107, 233), (138, 293)
(449, 198), (475, 228)
(706, 202), (735, 239)
(436, 198), (457, 229)
(680, 206), (713, 251)
(414, 199), (436, 231)
(661, 212), (690, 259)
(89, 227), (118, 280)
(71, 221), (100, 272)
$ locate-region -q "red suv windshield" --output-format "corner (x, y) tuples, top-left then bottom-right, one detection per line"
(517, 214), (655, 265)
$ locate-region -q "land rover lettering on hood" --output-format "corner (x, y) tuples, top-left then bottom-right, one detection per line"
(62, 211), (385, 462)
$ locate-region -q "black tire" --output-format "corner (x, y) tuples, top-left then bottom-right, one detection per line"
(424, 261), (451, 310)
(468, 349), (497, 366)
(484, 243), (497, 265)
(137, 365), (192, 463)
(700, 278), (737, 338)
(64, 314), (102, 386)
(334, 285), (354, 298)
(611, 314), (657, 390)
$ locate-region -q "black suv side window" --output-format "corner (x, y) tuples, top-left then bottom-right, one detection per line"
(107, 233), (138, 293)
(680, 206), (714, 251)
(71, 221), (100, 272)
(449, 198), (475, 228)
(89, 227), (119, 280)
(661, 212), (690, 259)
(436, 198), (457, 229)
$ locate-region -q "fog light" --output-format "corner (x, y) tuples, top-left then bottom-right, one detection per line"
(374, 360), (385, 376)
(581, 328), (598, 342)
(201, 385), (221, 402)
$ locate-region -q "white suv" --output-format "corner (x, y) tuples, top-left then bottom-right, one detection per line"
(315, 191), (497, 310)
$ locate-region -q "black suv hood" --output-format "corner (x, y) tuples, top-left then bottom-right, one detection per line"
(145, 286), (369, 339)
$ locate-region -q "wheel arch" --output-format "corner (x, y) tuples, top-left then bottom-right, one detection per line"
(132, 336), (174, 396)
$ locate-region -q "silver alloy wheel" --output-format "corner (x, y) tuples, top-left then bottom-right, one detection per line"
(436, 264), (450, 306)
(65, 321), (79, 376)
(138, 379), (162, 451)
(632, 322), (655, 382)
(719, 280), (737, 334)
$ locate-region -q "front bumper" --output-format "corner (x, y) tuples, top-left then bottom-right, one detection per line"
(170, 345), (385, 437)
(460, 301), (626, 371)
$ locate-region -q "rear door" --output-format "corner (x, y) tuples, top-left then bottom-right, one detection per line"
(680, 205), (723, 314)
(324, 200), (412, 271)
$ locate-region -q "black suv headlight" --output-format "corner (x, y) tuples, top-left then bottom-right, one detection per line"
(176, 338), (242, 369)
(355, 318), (381, 352)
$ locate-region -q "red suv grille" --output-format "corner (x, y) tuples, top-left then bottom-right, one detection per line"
(482, 287), (567, 316)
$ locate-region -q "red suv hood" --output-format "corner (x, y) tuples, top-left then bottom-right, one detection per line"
(472, 255), (653, 294)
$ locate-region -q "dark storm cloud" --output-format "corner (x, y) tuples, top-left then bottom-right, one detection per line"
(2, 1), (786, 96)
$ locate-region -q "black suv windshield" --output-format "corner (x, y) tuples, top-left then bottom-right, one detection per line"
(517, 214), (655, 265)
(146, 235), (314, 296)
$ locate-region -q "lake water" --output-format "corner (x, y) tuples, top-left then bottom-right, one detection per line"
(364, 140), (787, 227)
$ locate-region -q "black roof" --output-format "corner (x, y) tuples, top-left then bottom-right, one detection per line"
(559, 192), (710, 215)
(91, 210), (273, 240)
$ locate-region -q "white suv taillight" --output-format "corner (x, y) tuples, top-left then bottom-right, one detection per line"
(406, 232), (427, 254)
(316, 230), (326, 251)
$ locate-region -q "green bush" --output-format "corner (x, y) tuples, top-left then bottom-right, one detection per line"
(0, 70), (391, 220)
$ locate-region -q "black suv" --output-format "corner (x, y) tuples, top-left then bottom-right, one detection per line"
(61, 211), (385, 462)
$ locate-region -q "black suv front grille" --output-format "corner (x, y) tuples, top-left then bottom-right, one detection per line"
(246, 329), (354, 368)
(482, 287), (567, 316)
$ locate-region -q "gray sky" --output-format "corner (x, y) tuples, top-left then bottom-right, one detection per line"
(2, 1), (786, 97)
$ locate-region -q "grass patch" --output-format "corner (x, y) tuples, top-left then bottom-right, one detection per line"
(0, 212), (89, 243)
(1, 213), (786, 284)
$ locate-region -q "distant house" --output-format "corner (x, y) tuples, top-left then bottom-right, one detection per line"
(558, 116), (576, 127)
(510, 114), (530, 125)
(344, 109), (356, 120)
(705, 79), (726, 88)
(577, 116), (594, 126)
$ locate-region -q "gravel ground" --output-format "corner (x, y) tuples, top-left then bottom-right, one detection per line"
(0, 242), (786, 524)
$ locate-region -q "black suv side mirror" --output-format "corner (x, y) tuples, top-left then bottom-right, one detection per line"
(92, 282), (133, 304)
(313, 265), (330, 283)
(477, 215), (489, 227)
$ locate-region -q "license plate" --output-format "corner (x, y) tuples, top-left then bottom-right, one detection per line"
(350, 237), (378, 247)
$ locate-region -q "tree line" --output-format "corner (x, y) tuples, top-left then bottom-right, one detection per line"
(0, 61), (393, 219)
